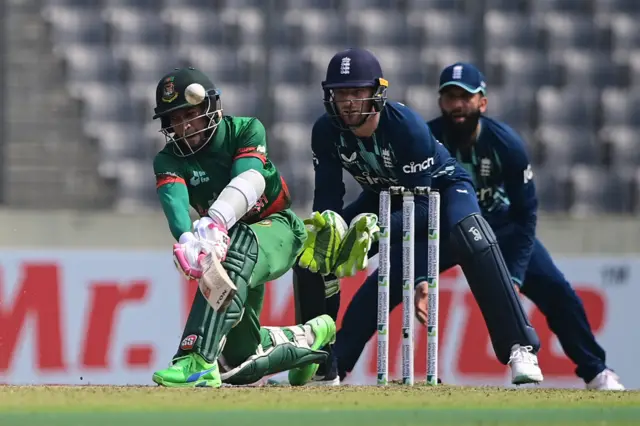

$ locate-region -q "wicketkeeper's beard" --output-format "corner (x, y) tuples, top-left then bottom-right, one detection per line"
(441, 108), (481, 147)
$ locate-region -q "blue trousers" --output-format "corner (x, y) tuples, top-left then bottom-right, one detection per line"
(335, 191), (608, 383)
(334, 180), (479, 376)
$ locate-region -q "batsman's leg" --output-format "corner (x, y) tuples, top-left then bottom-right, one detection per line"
(517, 238), (623, 390)
(153, 211), (335, 387)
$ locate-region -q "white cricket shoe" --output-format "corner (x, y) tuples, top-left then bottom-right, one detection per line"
(586, 369), (625, 391)
(508, 344), (544, 385)
(307, 373), (340, 386)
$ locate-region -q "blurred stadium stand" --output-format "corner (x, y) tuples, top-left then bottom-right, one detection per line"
(3, 0), (640, 214)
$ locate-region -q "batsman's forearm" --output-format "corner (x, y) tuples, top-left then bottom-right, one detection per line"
(157, 184), (193, 241)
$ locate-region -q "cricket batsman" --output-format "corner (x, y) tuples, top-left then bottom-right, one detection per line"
(150, 67), (336, 388)
(287, 48), (543, 386)
(426, 62), (624, 390)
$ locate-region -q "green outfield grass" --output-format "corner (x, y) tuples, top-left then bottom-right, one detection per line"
(1, 384), (638, 426)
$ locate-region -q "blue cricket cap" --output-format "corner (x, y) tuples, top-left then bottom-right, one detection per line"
(438, 62), (487, 95)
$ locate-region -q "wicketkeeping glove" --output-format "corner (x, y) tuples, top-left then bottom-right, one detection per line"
(297, 210), (348, 275)
(332, 213), (380, 278)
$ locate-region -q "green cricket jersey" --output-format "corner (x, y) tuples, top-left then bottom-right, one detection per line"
(153, 116), (291, 240)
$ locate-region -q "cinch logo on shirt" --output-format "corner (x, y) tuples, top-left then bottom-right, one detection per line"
(402, 158), (434, 174)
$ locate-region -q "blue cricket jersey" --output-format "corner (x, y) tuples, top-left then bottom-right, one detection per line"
(311, 101), (473, 241)
(428, 115), (537, 284)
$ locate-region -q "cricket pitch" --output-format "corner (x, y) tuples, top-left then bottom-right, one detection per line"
(1, 384), (638, 426)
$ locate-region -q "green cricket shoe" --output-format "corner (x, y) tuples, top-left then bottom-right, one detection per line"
(288, 314), (337, 386)
(152, 353), (221, 388)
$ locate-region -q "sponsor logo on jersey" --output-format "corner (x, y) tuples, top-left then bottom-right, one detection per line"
(340, 152), (357, 163)
(190, 171), (210, 186)
(402, 158), (434, 174)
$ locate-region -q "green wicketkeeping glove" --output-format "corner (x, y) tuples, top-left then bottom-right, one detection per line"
(297, 210), (348, 275)
(333, 213), (380, 278)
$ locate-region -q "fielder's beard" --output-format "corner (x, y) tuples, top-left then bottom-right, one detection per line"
(441, 109), (481, 147)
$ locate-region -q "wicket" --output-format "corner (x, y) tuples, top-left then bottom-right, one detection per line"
(377, 186), (440, 386)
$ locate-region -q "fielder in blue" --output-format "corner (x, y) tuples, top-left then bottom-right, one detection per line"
(427, 62), (624, 391)
(283, 48), (543, 387)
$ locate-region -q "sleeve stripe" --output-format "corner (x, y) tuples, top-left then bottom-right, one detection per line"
(156, 175), (186, 189)
(234, 153), (267, 164)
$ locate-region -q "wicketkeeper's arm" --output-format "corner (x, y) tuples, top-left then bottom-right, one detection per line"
(311, 120), (346, 214)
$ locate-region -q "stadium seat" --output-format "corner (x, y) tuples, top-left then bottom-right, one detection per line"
(484, 11), (541, 50)
(113, 159), (159, 212)
(44, 0), (98, 7)
(404, 86), (441, 121)
(535, 87), (599, 128)
(347, 9), (411, 46)
(269, 122), (314, 178)
(534, 126), (601, 167)
(272, 0), (339, 9)
(217, 7), (265, 47)
(127, 81), (157, 117)
(568, 166), (631, 215)
(405, 0), (468, 12)
(531, 166), (570, 212)
(530, 0), (594, 15)
(600, 88), (640, 128)
(598, 127), (640, 168)
(116, 45), (185, 84)
(369, 47), (425, 87)
(339, 0), (398, 11)
(35, 0), (640, 214)
(216, 0), (264, 8)
(162, 0), (222, 7)
(408, 11), (474, 48)
(541, 14), (607, 53)
(103, 0), (157, 9)
(268, 48), (311, 85)
(271, 84), (325, 124)
(55, 45), (125, 84)
(87, 123), (148, 164)
(555, 49), (619, 89)
(103, 8), (171, 46)
(623, 50), (640, 87)
(419, 46), (476, 86)
(42, 7), (108, 45)
(281, 9), (349, 47)
(72, 82), (139, 126)
(488, 48), (560, 88)
(485, 0), (529, 12)
(181, 45), (264, 84)
(218, 84), (262, 118)
(594, 0), (640, 15)
(487, 88), (536, 131)
(164, 9), (228, 47)
(609, 14), (640, 57)
(303, 46), (351, 85)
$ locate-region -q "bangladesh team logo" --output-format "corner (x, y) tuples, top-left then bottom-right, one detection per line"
(162, 76), (179, 103)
